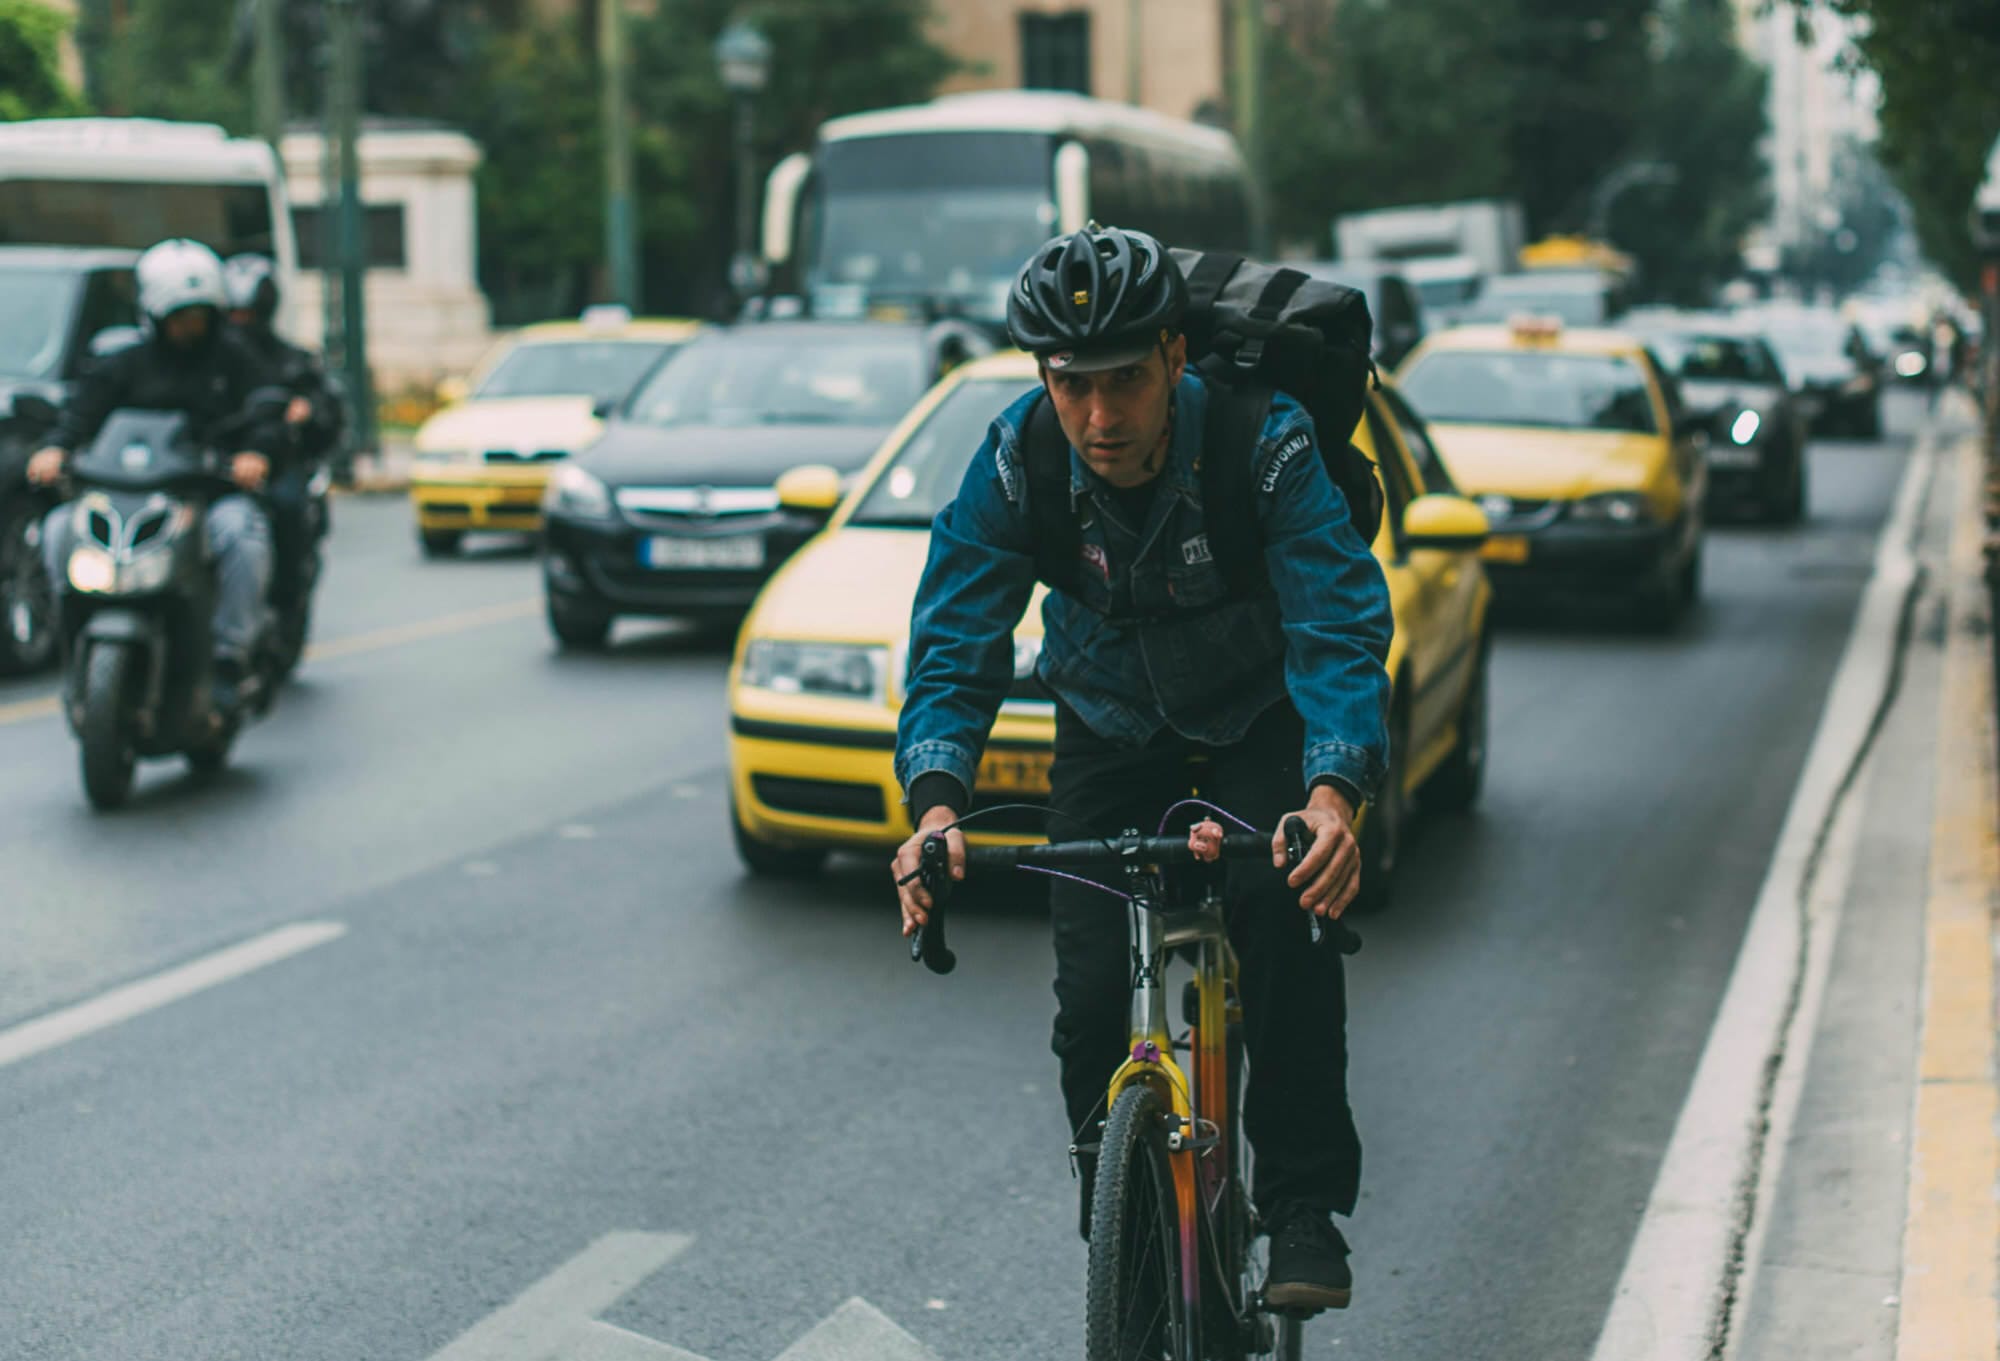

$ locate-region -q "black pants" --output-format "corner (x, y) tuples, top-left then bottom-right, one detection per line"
(1047, 698), (1362, 1217)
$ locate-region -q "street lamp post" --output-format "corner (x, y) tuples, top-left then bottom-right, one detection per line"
(600, 0), (640, 310)
(715, 20), (771, 302)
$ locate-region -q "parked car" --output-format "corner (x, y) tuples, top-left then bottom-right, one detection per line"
(408, 310), (703, 556)
(1292, 260), (1429, 368)
(540, 318), (987, 647)
(0, 245), (140, 675)
(1626, 316), (1809, 523)
(726, 349), (1495, 920)
(1736, 305), (1882, 438)
(1398, 317), (1706, 627)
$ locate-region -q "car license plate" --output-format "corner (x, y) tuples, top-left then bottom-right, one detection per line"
(639, 534), (764, 570)
(1707, 443), (1761, 469)
(976, 749), (1053, 796)
(1481, 535), (1530, 565)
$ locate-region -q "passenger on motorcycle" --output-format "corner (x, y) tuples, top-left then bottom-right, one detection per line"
(222, 253), (342, 611)
(28, 238), (281, 715)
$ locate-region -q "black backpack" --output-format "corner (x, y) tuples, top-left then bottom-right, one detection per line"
(1023, 251), (1383, 607)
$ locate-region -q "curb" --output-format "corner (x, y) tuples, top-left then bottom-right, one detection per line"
(1896, 427), (2000, 1361)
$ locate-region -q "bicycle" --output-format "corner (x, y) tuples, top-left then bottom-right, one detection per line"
(908, 810), (1362, 1361)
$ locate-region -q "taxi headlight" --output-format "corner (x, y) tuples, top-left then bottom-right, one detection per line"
(741, 639), (888, 702)
(545, 464), (612, 519)
(1568, 492), (1652, 525)
(415, 446), (475, 464)
(67, 544), (115, 593)
(1730, 410), (1762, 446)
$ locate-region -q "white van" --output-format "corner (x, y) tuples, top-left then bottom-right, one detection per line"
(0, 118), (299, 335)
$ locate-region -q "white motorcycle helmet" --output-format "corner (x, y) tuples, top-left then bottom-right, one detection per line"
(135, 238), (228, 334)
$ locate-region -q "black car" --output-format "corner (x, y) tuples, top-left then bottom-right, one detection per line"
(1632, 319), (1809, 523)
(541, 319), (979, 647)
(1739, 306), (1883, 438)
(0, 246), (141, 675)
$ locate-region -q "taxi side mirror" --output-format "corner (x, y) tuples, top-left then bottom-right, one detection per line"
(1403, 494), (1490, 551)
(776, 463), (843, 514)
(435, 374), (471, 406)
(591, 396), (618, 420)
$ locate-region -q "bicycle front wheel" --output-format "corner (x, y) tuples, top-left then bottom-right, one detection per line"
(1087, 1083), (1197, 1361)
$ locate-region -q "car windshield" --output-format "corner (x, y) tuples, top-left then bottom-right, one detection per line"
(474, 339), (681, 404)
(1400, 349), (1658, 433)
(1462, 279), (1610, 326)
(1645, 333), (1777, 385)
(0, 266), (74, 377)
(848, 377), (1039, 526)
(1750, 315), (1850, 365)
(626, 332), (923, 429)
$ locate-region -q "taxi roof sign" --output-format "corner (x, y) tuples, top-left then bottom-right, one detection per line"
(1508, 314), (1564, 342)
(579, 303), (633, 330)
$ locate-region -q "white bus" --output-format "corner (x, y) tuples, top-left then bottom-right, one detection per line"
(0, 118), (299, 333)
(761, 91), (1253, 326)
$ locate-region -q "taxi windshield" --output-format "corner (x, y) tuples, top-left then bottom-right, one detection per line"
(848, 377), (1039, 526)
(474, 339), (681, 404)
(627, 332), (924, 429)
(1400, 349), (1658, 434)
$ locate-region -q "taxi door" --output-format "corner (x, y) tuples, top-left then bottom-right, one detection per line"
(1360, 401), (1447, 784)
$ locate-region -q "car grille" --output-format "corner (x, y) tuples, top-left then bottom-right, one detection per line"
(484, 449), (567, 463)
(614, 486), (782, 530)
(752, 775), (886, 823)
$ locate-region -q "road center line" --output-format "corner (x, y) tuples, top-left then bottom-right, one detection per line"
(1589, 430), (1936, 1361)
(0, 597), (539, 729)
(0, 921), (347, 1070)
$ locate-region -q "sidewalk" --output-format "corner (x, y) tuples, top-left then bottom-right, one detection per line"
(343, 434), (416, 494)
(1728, 401), (2000, 1360)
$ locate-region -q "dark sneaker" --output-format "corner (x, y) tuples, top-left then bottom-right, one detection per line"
(210, 656), (246, 723)
(1262, 1204), (1352, 1313)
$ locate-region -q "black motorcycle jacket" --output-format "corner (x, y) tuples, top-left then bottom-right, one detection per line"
(235, 325), (347, 462)
(48, 326), (285, 468)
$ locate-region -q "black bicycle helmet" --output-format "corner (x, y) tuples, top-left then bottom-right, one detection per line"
(1006, 225), (1187, 371)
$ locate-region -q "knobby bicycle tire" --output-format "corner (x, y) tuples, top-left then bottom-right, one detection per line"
(1087, 1082), (1197, 1361)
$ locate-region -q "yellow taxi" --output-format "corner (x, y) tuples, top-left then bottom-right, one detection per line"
(727, 351), (1495, 913)
(1396, 318), (1707, 625)
(409, 309), (702, 556)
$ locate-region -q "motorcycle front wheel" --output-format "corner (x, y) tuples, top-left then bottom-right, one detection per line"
(79, 642), (137, 810)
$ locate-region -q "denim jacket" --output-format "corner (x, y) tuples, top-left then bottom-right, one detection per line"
(895, 370), (1392, 804)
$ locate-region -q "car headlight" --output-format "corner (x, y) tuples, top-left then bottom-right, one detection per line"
(1013, 635), (1042, 679)
(740, 639), (888, 702)
(1568, 492), (1652, 525)
(415, 446), (475, 464)
(545, 464), (612, 518)
(1730, 410), (1761, 446)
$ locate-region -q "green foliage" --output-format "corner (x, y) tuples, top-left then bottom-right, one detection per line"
(94, 0), (247, 127)
(0, 0), (84, 120)
(1791, 0), (2000, 291)
(1262, 0), (1766, 302)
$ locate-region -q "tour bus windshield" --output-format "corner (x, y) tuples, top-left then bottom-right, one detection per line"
(0, 179), (277, 256)
(808, 132), (1057, 319)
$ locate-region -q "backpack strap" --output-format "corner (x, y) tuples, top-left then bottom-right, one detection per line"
(1197, 381), (1276, 599)
(1022, 392), (1082, 594)
(1230, 268), (1309, 372)
(1183, 251), (1245, 310)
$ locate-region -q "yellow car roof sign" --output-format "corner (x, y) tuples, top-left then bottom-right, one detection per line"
(1508, 314), (1564, 344)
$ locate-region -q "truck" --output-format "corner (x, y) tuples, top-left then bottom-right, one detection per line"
(1333, 198), (1526, 328)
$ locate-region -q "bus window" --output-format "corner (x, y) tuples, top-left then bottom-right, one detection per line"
(0, 179), (275, 257)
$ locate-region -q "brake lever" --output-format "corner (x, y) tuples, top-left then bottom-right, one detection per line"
(1283, 816), (1362, 957)
(909, 833), (957, 975)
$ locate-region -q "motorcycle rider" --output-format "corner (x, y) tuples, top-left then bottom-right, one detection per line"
(27, 238), (280, 716)
(222, 253), (343, 610)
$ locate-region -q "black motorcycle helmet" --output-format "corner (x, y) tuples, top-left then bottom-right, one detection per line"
(1006, 224), (1187, 372)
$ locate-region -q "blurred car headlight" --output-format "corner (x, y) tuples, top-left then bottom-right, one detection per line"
(741, 639), (888, 702)
(1729, 410), (1761, 446)
(544, 464), (612, 518)
(1013, 634), (1042, 680)
(1895, 351), (1928, 378)
(1568, 492), (1652, 525)
(415, 446), (475, 464)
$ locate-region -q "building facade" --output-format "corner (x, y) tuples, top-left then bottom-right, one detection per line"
(1734, 0), (1880, 252)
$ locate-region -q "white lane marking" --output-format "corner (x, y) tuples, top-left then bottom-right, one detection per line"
(1589, 433), (1935, 1361)
(428, 1232), (695, 1361)
(774, 1298), (936, 1361)
(572, 1320), (706, 1360)
(0, 921), (347, 1071)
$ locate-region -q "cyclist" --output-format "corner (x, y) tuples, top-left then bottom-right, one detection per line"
(27, 238), (279, 716)
(890, 225), (1392, 1312)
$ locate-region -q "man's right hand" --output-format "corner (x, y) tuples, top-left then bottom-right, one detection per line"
(892, 806), (965, 938)
(25, 447), (66, 486)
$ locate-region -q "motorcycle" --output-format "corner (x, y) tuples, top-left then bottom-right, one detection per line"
(51, 391), (290, 809)
(0, 391), (64, 676)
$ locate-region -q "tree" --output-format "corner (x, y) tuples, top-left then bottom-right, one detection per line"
(0, 0), (84, 120)
(1789, 0), (2000, 290)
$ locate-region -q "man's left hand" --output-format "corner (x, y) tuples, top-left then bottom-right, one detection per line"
(285, 396), (313, 426)
(231, 452), (271, 491)
(1271, 784), (1361, 919)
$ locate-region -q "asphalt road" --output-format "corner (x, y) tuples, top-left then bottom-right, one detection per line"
(0, 395), (1918, 1361)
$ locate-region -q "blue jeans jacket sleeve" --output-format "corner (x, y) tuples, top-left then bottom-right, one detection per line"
(1255, 406), (1394, 798)
(894, 412), (1038, 798)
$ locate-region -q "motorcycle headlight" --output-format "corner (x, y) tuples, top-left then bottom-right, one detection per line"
(545, 464), (613, 519)
(1568, 492), (1652, 525)
(1730, 410), (1761, 446)
(740, 639), (888, 702)
(67, 545), (115, 593)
